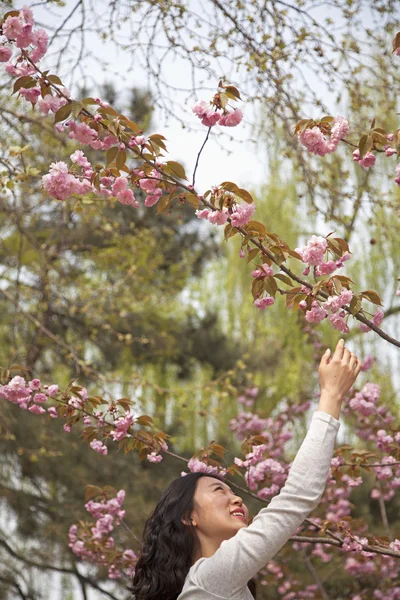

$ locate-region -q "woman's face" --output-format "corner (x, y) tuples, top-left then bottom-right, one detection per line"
(190, 477), (249, 546)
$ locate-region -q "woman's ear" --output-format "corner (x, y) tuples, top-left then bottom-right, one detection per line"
(181, 516), (197, 527)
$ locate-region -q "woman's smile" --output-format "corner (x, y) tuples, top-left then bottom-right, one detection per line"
(230, 508), (247, 521)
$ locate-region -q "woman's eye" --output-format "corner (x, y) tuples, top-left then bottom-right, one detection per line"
(214, 486), (223, 491)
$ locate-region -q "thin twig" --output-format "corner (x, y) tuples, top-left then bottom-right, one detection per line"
(302, 550), (329, 600)
(192, 126), (212, 187)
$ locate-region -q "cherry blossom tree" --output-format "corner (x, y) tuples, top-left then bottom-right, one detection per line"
(0, 4), (400, 600)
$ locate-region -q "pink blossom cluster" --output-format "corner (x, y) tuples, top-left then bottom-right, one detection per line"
(37, 92), (69, 113)
(235, 452), (287, 498)
(277, 580), (319, 600)
(292, 457), (400, 595)
(317, 456), (369, 528)
(250, 260), (277, 310)
(254, 296), (275, 309)
(360, 354), (374, 371)
(233, 400), (310, 449)
(230, 412), (270, 439)
(146, 439), (168, 463)
(192, 100), (243, 128)
(295, 235), (350, 274)
(395, 162), (400, 187)
(352, 148), (376, 169)
(42, 160), (92, 201)
(298, 116), (349, 156)
(343, 535), (400, 595)
(195, 201), (255, 228)
(138, 169), (163, 207)
(1, 6), (48, 73)
(258, 559), (284, 587)
(237, 385), (259, 408)
(196, 207), (229, 225)
(110, 412), (136, 441)
(69, 490), (136, 579)
(230, 401), (311, 499)
(184, 457), (227, 477)
(0, 372), (166, 461)
(359, 308), (384, 332)
(302, 289), (354, 333)
(43, 154), (171, 207)
(342, 382), (400, 502)
(90, 439), (108, 455)
(0, 374), (59, 416)
(251, 264), (274, 279)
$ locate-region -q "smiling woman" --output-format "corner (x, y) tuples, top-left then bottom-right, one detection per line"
(130, 340), (362, 600)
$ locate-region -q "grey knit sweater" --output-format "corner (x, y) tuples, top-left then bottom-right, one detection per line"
(178, 410), (340, 599)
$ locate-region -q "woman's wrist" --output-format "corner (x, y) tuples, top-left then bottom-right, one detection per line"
(317, 389), (343, 420)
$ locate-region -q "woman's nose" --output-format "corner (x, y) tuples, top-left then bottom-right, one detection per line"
(232, 495), (243, 506)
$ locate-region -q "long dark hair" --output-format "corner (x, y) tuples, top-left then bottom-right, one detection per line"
(129, 472), (256, 600)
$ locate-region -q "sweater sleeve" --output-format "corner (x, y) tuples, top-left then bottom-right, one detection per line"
(192, 411), (340, 598)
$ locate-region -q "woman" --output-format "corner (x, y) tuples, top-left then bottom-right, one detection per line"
(131, 339), (362, 599)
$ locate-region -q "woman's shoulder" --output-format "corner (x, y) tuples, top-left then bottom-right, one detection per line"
(180, 557), (252, 599)
(180, 560), (251, 599)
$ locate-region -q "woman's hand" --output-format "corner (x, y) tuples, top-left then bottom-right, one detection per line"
(317, 339), (362, 419)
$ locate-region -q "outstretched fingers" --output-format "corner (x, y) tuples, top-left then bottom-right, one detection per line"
(333, 338), (345, 361)
(349, 352), (358, 370)
(342, 347), (351, 364)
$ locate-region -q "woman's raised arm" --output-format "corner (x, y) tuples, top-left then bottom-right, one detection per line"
(187, 340), (361, 598)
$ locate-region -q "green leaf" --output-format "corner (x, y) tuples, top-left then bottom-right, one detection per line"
(136, 415), (153, 427)
(332, 275), (355, 284)
(149, 134), (167, 151)
(166, 160), (187, 180)
(360, 290), (383, 306)
(247, 248), (260, 263)
(9, 364), (31, 372)
(53, 103), (72, 124)
(224, 224), (238, 239)
(166, 161), (187, 180)
(332, 237), (350, 253)
(70, 101), (83, 118)
(157, 194), (173, 214)
(82, 97), (99, 105)
(2, 11), (21, 22)
(47, 74), (63, 85)
(236, 188), (254, 204)
(245, 221), (266, 235)
(13, 76), (36, 94)
(294, 119), (314, 135)
(264, 277), (277, 297)
(119, 116), (140, 133)
(106, 146), (118, 166)
(274, 273), (293, 286)
(326, 238), (342, 256)
(349, 295), (362, 315)
(371, 129), (388, 146)
(224, 85), (241, 100)
(98, 105), (119, 116)
(84, 485), (101, 502)
(116, 149), (126, 170)
(358, 134), (373, 157)
(184, 193), (198, 207)
(251, 278), (264, 300)
(219, 92), (229, 109)
(117, 398), (133, 410)
(319, 116), (334, 124)
(221, 181), (239, 194)
(289, 249), (303, 260)
(209, 443), (225, 458)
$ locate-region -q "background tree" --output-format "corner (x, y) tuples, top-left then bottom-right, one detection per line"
(0, 2), (400, 599)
